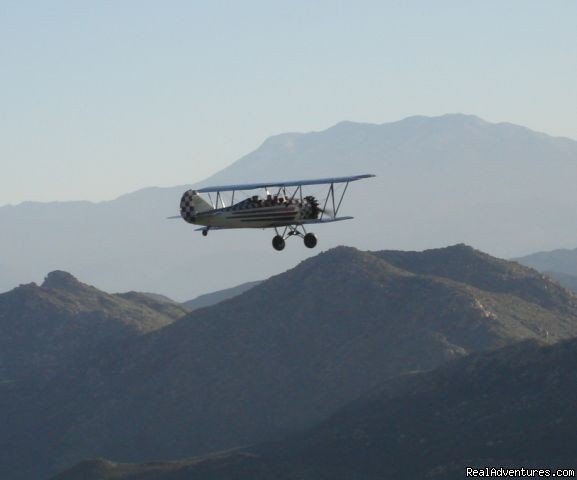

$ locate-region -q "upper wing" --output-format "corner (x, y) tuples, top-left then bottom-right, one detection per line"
(195, 174), (375, 193)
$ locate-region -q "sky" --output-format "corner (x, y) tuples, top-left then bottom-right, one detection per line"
(1, 0), (576, 206)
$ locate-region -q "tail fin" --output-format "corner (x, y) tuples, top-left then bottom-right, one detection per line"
(180, 190), (213, 223)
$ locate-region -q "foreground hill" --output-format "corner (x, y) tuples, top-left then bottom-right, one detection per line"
(3, 114), (577, 298)
(0, 272), (188, 480)
(54, 337), (577, 479)
(375, 245), (577, 313)
(14, 245), (577, 479)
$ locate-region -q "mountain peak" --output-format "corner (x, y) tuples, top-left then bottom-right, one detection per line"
(42, 270), (83, 290)
(395, 112), (486, 127)
(437, 112), (486, 123)
(288, 245), (407, 280)
(328, 120), (374, 132)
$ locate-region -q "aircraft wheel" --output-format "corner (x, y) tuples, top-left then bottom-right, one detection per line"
(202, 229), (208, 237)
(272, 235), (285, 251)
(304, 233), (317, 248)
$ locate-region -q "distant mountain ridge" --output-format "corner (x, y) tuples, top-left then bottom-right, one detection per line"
(201, 114), (577, 186)
(6, 244), (577, 479)
(513, 248), (577, 298)
(516, 248), (577, 276)
(182, 280), (261, 311)
(3, 114), (577, 299)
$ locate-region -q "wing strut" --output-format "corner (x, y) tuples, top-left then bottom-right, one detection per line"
(320, 181), (350, 220)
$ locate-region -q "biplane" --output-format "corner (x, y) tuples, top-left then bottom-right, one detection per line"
(174, 174), (375, 251)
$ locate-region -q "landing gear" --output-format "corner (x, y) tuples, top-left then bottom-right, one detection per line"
(303, 233), (317, 249)
(202, 228), (209, 237)
(272, 235), (285, 251)
(272, 226), (318, 250)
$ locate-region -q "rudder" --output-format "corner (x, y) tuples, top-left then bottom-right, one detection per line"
(180, 190), (213, 223)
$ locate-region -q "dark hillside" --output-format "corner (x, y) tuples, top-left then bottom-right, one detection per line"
(29, 246), (577, 478)
(53, 338), (577, 479)
(0, 272), (186, 480)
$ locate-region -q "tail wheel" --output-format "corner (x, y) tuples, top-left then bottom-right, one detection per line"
(304, 233), (317, 248)
(272, 235), (286, 251)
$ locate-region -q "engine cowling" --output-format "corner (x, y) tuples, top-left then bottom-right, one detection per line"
(302, 196), (320, 219)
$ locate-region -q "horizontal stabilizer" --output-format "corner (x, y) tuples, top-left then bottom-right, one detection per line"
(194, 226), (225, 231)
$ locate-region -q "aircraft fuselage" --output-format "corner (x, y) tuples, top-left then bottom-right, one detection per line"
(180, 191), (320, 229)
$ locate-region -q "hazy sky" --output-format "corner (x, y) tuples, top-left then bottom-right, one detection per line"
(1, 1), (576, 205)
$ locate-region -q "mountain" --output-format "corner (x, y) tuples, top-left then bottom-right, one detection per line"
(52, 337), (577, 479)
(0, 271), (185, 390)
(516, 248), (577, 278)
(2, 114), (577, 299)
(182, 280), (261, 310)
(9, 245), (577, 479)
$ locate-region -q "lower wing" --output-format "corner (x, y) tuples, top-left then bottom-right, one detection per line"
(193, 216), (354, 231)
(297, 216), (353, 224)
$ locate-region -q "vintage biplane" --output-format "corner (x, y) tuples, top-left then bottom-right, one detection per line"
(174, 174), (375, 251)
